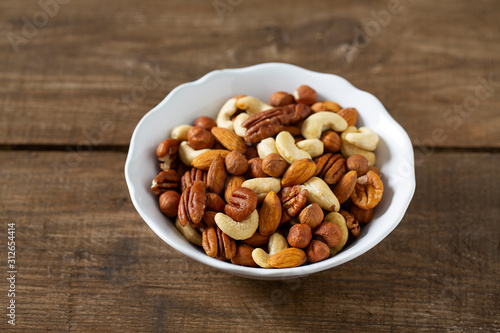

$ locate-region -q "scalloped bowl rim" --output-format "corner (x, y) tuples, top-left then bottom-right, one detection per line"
(124, 62), (415, 280)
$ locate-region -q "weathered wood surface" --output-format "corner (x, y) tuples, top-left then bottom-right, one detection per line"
(1, 0), (499, 147)
(0, 151), (498, 332)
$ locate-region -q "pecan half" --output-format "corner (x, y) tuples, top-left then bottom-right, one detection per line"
(151, 170), (180, 195)
(178, 180), (206, 227)
(181, 168), (207, 193)
(314, 153), (345, 185)
(202, 226), (237, 260)
(224, 187), (258, 222)
(157, 138), (179, 171)
(206, 193), (225, 212)
(279, 185), (309, 223)
(242, 104), (312, 143)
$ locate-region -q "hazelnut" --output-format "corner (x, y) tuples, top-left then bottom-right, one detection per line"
(262, 153), (287, 177)
(346, 155), (369, 176)
(194, 116), (216, 130)
(248, 158), (267, 178)
(287, 224), (312, 249)
(244, 147), (259, 160)
(293, 85), (317, 105)
(314, 222), (342, 248)
(320, 131), (341, 153)
(225, 151), (248, 175)
(298, 203), (324, 228)
(349, 205), (373, 224)
(231, 244), (257, 267)
(368, 166), (382, 177)
(187, 127), (215, 150)
(306, 240), (330, 263)
(159, 191), (181, 217)
(270, 91), (295, 107)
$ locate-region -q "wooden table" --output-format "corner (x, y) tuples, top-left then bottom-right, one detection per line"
(1, 0), (499, 331)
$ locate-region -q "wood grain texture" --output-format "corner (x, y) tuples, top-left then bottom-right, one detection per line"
(1, 0), (499, 147)
(0, 151), (498, 332)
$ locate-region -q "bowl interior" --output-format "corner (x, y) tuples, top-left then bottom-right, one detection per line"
(125, 63), (415, 280)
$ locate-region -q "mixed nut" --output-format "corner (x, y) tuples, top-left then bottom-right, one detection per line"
(151, 85), (384, 268)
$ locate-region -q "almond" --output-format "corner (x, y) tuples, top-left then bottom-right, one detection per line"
(191, 149), (230, 171)
(207, 154), (226, 195)
(281, 158), (316, 187)
(337, 108), (358, 127)
(268, 248), (307, 268)
(224, 175), (245, 202)
(333, 170), (357, 204)
(259, 191), (281, 235)
(211, 127), (247, 153)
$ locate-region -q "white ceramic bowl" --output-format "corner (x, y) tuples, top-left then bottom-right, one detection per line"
(125, 63), (415, 280)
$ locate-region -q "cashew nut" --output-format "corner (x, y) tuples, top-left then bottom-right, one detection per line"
(324, 212), (349, 256)
(214, 209), (259, 240)
(175, 217), (202, 246)
(302, 177), (340, 212)
(257, 138), (279, 158)
(236, 96), (272, 115)
(296, 139), (324, 158)
(178, 141), (210, 166)
(340, 126), (376, 166)
(171, 124), (193, 141)
(275, 131), (311, 164)
(233, 113), (250, 137)
(216, 97), (239, 130)
(301, 112), (348, 139)
(251, 232), (288, 268)
(345, 126), (379, 151)
(241, 177), (281, 202)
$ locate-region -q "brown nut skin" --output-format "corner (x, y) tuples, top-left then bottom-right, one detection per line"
(207, 154), (226, 195)
(187, 180), (207, 225)
(287, 224), (312, 249)
(244, 147), (259, 160)
(298, 203), (324, 228)
(224, 187), (258, 222)
(333, 170), (357, 204)
(248, 158), (268, 178)
(157, 138), (180, 171)
(262, 153), (287, 178)
(340, 210), (360, 238)
(187, 127), (215, 150)
(320, 131), (341, 153)
(242, 232), (270, 247)
(259, 191), (282, 236)
(337, 108), (358, 127)
(270, 91), (295, 107)
(281, 158), (316, 187)
(202, 226), (218, 258)
(346, 155), (369, 176)
(159, 191), (181, 217)
(368, 166), (382, 177)
(224, 175), (245, 202)
(206, 193), (225, 212)
(280, 185), (309, 223)
(231, 244), (257, 267)
(306, 240), (330, 263)
(314, 222), (343, 248)
(311, 101), (341, 113)
(293, 85), (317, 105)
(349, 205), (373, 224)
(225, 151), (248, 176)
(194, 116), (216, 130)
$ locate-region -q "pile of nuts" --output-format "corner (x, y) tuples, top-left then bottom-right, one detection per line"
(151, 85), (384, 268)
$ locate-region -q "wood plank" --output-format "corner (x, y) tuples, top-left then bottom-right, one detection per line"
(0, 0), (499, 146)
(0, 150), (498, 331)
